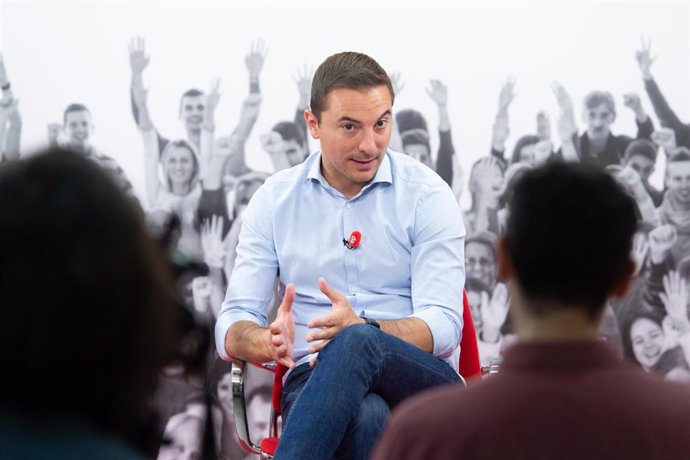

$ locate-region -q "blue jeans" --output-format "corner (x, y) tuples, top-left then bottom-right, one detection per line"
(274, 324), (462, 460)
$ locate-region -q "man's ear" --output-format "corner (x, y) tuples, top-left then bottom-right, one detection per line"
(304, 110), (320, 140)
(610, 260), (635, 300)
(496, 237), (514, 282)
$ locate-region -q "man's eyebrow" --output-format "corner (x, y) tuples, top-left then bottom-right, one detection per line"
(336, 109), (392, 124)
(337, 116), (362, 124)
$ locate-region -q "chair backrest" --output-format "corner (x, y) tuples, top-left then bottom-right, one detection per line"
(459, 289), (482, 380)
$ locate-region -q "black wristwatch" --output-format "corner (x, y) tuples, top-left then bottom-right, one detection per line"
(361, 316), (380, 329)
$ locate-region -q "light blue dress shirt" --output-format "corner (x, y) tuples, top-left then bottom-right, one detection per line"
(215, 149), (466, 370)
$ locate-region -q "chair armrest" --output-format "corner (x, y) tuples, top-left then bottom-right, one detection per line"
(231, 359), (262, 455)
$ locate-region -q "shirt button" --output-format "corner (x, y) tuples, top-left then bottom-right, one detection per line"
(345, 203), (351, 209)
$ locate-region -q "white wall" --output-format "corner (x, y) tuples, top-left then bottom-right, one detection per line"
(2, 0), (688, 206)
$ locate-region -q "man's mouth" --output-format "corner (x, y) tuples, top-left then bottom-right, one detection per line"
(351, 157), (376, 167)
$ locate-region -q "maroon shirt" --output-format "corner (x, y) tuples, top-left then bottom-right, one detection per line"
(373, 341), (690, 460)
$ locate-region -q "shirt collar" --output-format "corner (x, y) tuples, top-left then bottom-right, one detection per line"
(307, 150), (393, 197)
(501, 340), (623, 373)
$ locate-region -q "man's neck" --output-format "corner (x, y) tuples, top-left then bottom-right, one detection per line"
(513, 302), (603, 342)
(186, 128), (201, 146)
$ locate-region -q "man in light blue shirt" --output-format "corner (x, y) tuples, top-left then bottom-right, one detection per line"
(215, 51), (466, 460)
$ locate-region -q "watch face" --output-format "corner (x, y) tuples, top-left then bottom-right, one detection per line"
(365, 317), (380, 329)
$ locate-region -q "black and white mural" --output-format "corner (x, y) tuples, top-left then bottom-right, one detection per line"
(1, 1), (689, 458)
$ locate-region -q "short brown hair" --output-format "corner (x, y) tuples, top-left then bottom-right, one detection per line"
(310, 51), (394, 122)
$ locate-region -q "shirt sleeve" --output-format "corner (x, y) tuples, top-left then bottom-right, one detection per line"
(409, 181), (466, 358)
(214, 184), (279, 360)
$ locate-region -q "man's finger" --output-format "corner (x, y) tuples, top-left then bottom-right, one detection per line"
(318, 277), (343, 303)
(306, 327), (337, 343)
(308, 312), (336, 329)
(281, 283), (295, 313)
(308, 339), (331, 354)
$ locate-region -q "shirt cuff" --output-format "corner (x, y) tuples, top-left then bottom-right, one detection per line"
(214, 309), (265, 361)
(411, 307), (462, 359)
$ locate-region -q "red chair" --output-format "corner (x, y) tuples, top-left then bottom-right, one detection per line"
(231, 289), (481, 458)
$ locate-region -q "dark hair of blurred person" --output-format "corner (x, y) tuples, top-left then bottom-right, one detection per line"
(0, 148), (178, 458)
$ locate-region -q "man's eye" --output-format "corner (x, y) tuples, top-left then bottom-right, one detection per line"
(376, 120), (387, 127)
(344, 124), (354, 131)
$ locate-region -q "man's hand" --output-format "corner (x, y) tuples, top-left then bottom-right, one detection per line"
(648, 224), (678, 264)
(652, 128), (677, 155)
(206, 79), (222, 113)
(616, 165), (647, 200)
(660, 270), (690, 335)
(636, 36), (656, 81)
(623, 93), (643, 113)
(200, 215), (227, 269)
(498, 78), (516, 114)
(426, 80), (448, 107)
(245, 38), (267, 80)
(389, 72), (405, 97)
(261, 131), (285, 156)
(480, 283), (510, 344)
(128, 36), (150, 74)
(268, 284), (296, 369)
(306, 277), (364, 361)
(533, 140), (553, 165)
(0, 54), (8, 88)
(623, 93), (648, 123)
(551, 81), (574, 115)
(294, 64), (312, 109)
(631, 232), (649, 277)
(536, 111), (551, 141)
(557, 112), (577, 143)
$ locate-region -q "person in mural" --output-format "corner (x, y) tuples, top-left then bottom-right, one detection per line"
(622, 139), (664, 206)
(215, 50), (466, 460)
(636, 37), (690, 150)
(463, 156), (504, 235)
(373, 160), (690, 460)
(259, 64), (313, 171)
(47, 103), (135, 197)
(489, 78), (554, 168)
(394, 78), (456, 187)
(128, 36), (265, 180)
(551, 82), (654, 168)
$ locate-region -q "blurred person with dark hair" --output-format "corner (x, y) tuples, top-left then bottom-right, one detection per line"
(0, 148), (178, 459)
(374, 161), (690, 460)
